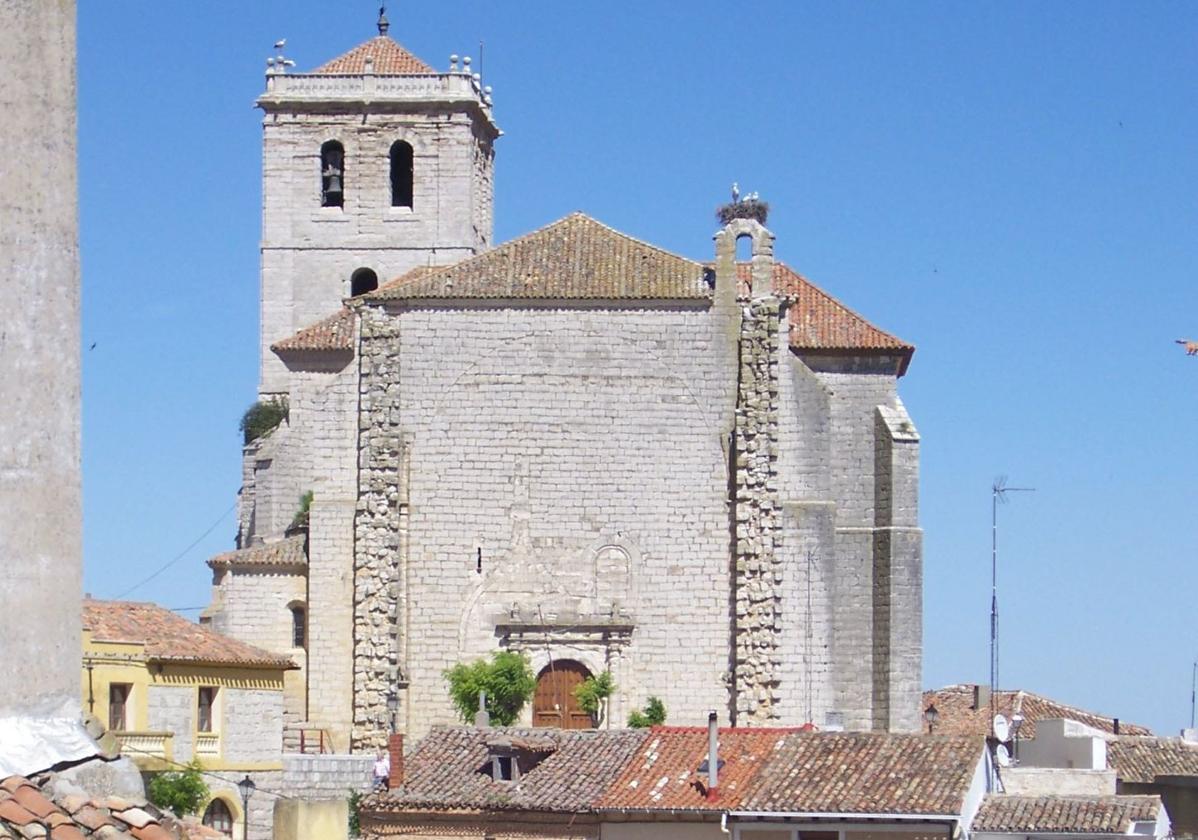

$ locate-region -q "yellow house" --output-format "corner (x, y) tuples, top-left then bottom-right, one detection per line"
(82, 598), (296, 839)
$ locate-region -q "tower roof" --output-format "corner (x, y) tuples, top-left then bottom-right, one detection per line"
(311, 35), (435, 75)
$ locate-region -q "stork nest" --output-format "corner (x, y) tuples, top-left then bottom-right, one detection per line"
(717, 198), (769, 226)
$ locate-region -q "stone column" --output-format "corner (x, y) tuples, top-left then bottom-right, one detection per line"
(0, 0), (82, 719)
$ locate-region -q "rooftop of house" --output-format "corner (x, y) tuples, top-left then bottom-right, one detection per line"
(1107, 735), (1198, 784)
(0, 774), (222, 840)
(971, 794), (1163, 834)
(366, 726), (647, 815)
(367, 726), (985, 820)
(206, 534), (308, 571)
(922, 685), (1151, 740)
(82, 599), (295, 670)
(276, 213), (912, 372)
(310, 35), (435, 75)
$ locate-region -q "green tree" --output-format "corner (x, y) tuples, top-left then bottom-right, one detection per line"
(573, 671), (616, 717)
(147, 761), (209, 817)
(444, 651), (535, 726)
(628, 696), (667, 728)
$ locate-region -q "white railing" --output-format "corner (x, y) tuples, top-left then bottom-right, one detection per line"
(194, 732), (221, 758)
(262, 72), (489, 109)
(116, 731), (173, 760)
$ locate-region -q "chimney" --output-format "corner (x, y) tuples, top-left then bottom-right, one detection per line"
(1113, 718), (1120, 735)
(973, 684), (991, 711)
(387, 733), (404, 789)
(707, 711), (719, 798)
(474, 690), (490, 728)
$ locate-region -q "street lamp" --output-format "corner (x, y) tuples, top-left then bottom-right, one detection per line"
(924, 703), (939, 734)
(237, 775), (256, 840)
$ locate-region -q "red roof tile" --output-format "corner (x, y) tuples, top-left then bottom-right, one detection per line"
(206, 535), (307, 571)
(311, 37), (435, 75)
(83, 599), (295, 669)
(743, 732), (985, 816)
(971, 795), (1162, 833)
(922, 685), (1151, 740)
(597, 727), (794, 811)
(271, 309), (355, 355)
(1107, 736), (1198, 784)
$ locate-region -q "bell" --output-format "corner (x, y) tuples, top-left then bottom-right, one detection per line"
(325, 173), (342, 195)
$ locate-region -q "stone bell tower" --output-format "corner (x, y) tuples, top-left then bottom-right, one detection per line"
(255, 12), (499, 395)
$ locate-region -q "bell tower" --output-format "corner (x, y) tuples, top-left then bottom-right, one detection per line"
(255, 16), (499, 395)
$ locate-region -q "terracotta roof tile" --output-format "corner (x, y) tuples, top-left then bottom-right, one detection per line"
(206, 535), (307, 571)
(369, 213), (711, 302)
(971, 795), (1162, 833)
(83, 599), (295, 669)
(271, 308), (356, 355)
(922, 685), (1151, 740)
(49, 826), (86, 840)
(743, 732), (984, 815)
(369, 726), (647, 814)
(1107, 736), (1198, 783)
(0, 802), (34, 827)
(311, 36), (435, 75)
(597, 727), (794, 811)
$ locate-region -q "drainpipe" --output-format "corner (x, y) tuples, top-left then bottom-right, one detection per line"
(707, 710), (719, 799)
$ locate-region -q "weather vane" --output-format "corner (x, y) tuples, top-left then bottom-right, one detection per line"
(378, 4), (390, 36)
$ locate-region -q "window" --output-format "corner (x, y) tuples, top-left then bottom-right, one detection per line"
(350, 267), (378, 297)
(320, 141), (344, 207)
(198, 686), (218, 732)
(202, 798), (233, 836)
(291, 604), (306, 648)
(108, 683), (131, 731)
(389, 141), (413, 208)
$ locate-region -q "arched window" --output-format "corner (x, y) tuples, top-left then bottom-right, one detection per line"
(202, 798), (234, 836)
(350, 267), (378, 297)
(320, 141), (344, 208)
(290, 604), (306, 648)
(389, 141), (413, 208)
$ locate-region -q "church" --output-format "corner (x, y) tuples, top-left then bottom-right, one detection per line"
(202, 13), (924, 754)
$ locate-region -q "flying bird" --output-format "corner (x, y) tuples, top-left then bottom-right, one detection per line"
(1176, 339), (1198, 356)
(274, 38), (286, 50)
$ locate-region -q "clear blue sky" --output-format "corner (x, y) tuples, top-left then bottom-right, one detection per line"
(79, 2), (1198, 734)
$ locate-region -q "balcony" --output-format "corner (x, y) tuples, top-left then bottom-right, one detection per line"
(194, 732), (221, 758)
(114, 731), (173, 764)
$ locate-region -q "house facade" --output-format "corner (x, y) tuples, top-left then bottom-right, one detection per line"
(82, 599), (296, 840)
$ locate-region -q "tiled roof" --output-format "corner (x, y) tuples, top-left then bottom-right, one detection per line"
(271, 308), (355, 355)
(742, 732), (985, 816)
(83, 599), (295, 669)
(922, 685), (1151, 740)
(596, 727), (800, 811)
(311, 36), (435, 75)
(207, 535), (308, 570)
(971, 795), (1162, 833)
(767, 263), (914, 356)
(369, 213), (712, 301)
(368, 726), (647, 814)
(0, 774), (222, 840)
(1107, 736), (1198, 784)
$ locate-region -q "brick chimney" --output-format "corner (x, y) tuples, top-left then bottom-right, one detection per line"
(387, 733), (404, 789)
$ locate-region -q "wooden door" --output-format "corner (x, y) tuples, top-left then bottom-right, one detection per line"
(532, 660), (593, 729)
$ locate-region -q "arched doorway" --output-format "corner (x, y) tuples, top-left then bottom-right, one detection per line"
(202, 797), (234, 836)
(532, 660), (593, 729)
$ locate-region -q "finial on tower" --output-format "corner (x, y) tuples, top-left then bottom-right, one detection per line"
(377, 4), (390, 35)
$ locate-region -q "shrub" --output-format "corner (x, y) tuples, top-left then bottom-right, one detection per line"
(628, 696), (667, 728)
(239, 398), (289, 445)
(573, 671), (615, 717)
(290, 490), (314, 530)
(444, 651), (535, 726)
(347, 789), (363, 838)
(147, 760), (209, 817)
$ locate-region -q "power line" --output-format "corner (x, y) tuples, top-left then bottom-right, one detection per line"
(115, 502), (237, 599)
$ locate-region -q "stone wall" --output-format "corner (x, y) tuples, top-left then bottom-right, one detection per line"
(353, 300), (740, 746)
(258, 108), (494, 394)
(224, 688), (285, 763)
(206, 770), (281, 840)
(146, 685), (194, 762)
(281, 754), (373, 799)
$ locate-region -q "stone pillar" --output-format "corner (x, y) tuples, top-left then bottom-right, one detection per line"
(0, 0), (82, 719)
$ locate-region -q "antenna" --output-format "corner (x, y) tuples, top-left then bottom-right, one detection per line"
(1191, 659), (1196, 729)
(991, 475), (1035, 736)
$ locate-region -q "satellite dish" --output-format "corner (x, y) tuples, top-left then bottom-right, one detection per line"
(995, 743), (1012, 767)
(994, 714), (1010, 741)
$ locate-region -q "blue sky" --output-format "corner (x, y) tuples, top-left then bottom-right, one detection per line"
(79, 2), (1198, 734)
